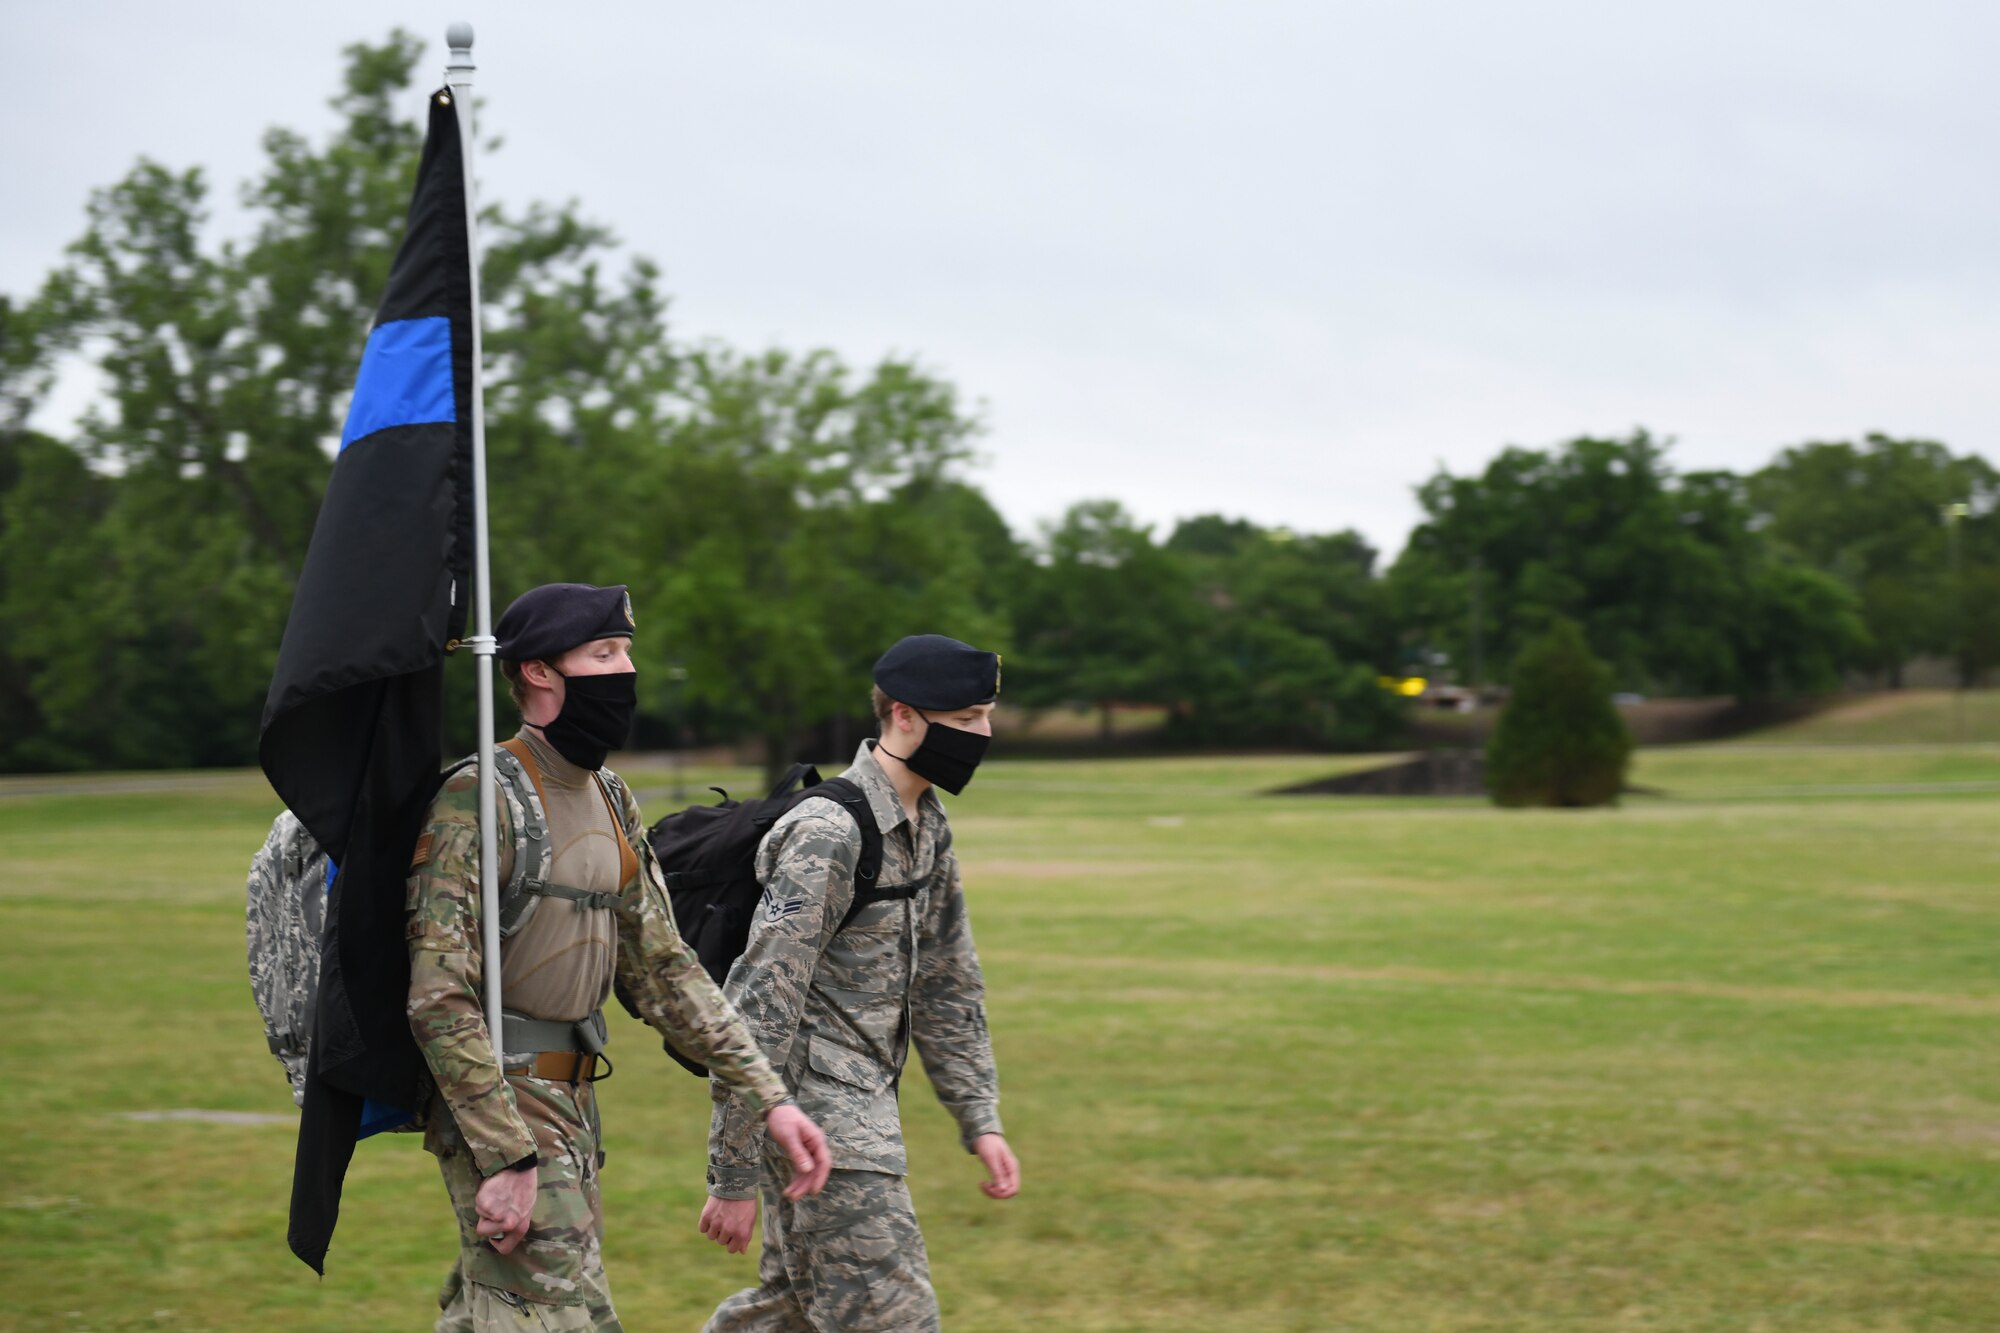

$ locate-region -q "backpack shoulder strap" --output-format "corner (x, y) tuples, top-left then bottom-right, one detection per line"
(590, 770), (641, 891)
(498, 740), (635, 893)
(499, 745), (627, 915)
(499, 737), (549, 811)
(443, 746), (542, 889)
(804, 777), (925, 931)
(802, 777), (883, 887)
(444, 743), (586, 935)
(597, 766), (635, 830)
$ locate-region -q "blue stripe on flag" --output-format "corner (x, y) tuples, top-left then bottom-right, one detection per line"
(339, 316), (455, 450)
(329, 852), (415, 1138)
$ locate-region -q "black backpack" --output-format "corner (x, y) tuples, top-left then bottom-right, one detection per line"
(637, 762), (915, 1076)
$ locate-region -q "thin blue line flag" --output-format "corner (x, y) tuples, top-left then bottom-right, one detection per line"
(259, 87), (475, 1275)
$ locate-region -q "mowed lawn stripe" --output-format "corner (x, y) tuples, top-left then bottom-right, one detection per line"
(984, 948), (2000, 1015)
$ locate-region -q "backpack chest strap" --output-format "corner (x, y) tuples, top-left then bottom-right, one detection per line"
(803, 779), (928, 931)
(840, 880), (922, 930)
(519, 878), (623, 912)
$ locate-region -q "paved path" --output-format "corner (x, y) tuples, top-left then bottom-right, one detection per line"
(114, 1109), (295, 1126)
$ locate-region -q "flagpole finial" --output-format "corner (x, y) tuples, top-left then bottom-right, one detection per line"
(446, 22), (475, 85)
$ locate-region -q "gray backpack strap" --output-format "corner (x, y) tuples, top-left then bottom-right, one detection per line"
(491, 747), (550, 938)
(463, 748), (632, 934)
(437, 750), (547, 940)
(597, 767), (636, 834)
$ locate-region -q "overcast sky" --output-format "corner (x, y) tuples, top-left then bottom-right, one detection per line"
(6, 2), (1996, 560)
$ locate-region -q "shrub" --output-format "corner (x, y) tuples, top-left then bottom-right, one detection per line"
(1486, 619), (1632, 807)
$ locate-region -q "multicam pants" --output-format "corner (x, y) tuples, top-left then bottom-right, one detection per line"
(703, 1168), (939, 1333)
(429, 1075), (620, 1332)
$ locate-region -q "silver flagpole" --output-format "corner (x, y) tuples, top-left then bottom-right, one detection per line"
(444, 23), (506, 1058)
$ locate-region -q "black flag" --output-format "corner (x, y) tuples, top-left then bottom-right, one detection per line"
(258, 87), (475, 1274)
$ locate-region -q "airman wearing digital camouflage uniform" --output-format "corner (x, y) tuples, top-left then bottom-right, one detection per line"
(407, 582), (831, 1332)
(700, 634), (1021, 1333)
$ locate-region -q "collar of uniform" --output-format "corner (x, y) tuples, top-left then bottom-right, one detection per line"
(851, 739), (941, 833)
(516, 725), (593, 790)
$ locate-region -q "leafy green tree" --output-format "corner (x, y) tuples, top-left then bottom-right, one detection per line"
(1162, 514), (1262, 560)
(2, 33), (1000, 775)
(1666, 470), (1869, 694)
(0, 295), (55, 430)
(19, 28), (1975, 778)
(1486, 619), (1631, 808)
(1748, 435), (2000, 684)
(1957, 567), (2000, 685)
(1012, 500), (1198, 739)
(1166, 518), (1403, 747)
(0, 432), (116, 768)
(1391, 432), (1867, 697)
(0, 299), (66, 767)
(635, 347), (995, 782)
(892, 475), (1029, 629)
(3, 33), (656, 768)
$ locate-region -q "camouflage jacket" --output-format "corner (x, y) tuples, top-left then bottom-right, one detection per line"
(408, 736), (790, 1177)
(706, 741), (1002, 1199)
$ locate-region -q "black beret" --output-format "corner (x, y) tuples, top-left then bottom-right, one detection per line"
(872, 634), (1000, 712)
(494, 583), (634, 663)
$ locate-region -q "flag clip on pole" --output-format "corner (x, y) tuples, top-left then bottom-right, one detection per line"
(444, 22), (506, 1061)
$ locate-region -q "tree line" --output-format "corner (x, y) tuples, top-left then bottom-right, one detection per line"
(1, 35), (1994, 773)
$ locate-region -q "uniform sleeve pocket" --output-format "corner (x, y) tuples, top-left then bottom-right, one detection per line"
(806, 1037), (889, 1093)
(463, 1235), (587, 1308)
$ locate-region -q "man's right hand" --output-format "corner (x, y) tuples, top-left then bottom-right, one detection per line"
(699, 1196), (758, 1254)
(474, 1163), (537, 1254)
(764, 1103), (832, 1199)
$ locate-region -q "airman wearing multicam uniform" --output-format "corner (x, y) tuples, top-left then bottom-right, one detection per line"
(408, 582), (830, 1332)
(701, 634), (1022, 1333)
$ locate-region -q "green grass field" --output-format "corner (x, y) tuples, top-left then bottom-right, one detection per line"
(4, 717), (1999, 1329)
(1732, 689), (2000, 746)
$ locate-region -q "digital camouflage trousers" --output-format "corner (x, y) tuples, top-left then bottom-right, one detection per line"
(703, 1167), (938, 1333)
(429, 1075), (620, 1332)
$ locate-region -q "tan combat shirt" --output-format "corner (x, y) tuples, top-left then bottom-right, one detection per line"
(407, 726), (790, 1177)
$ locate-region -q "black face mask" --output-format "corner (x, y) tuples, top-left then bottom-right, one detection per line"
(541, 669), (637, 770)
(882, 713), (990, 795)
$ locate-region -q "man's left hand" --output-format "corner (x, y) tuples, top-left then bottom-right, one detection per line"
(699, 1196), (758, 1254)
(972, 1133), (1019, 1199)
